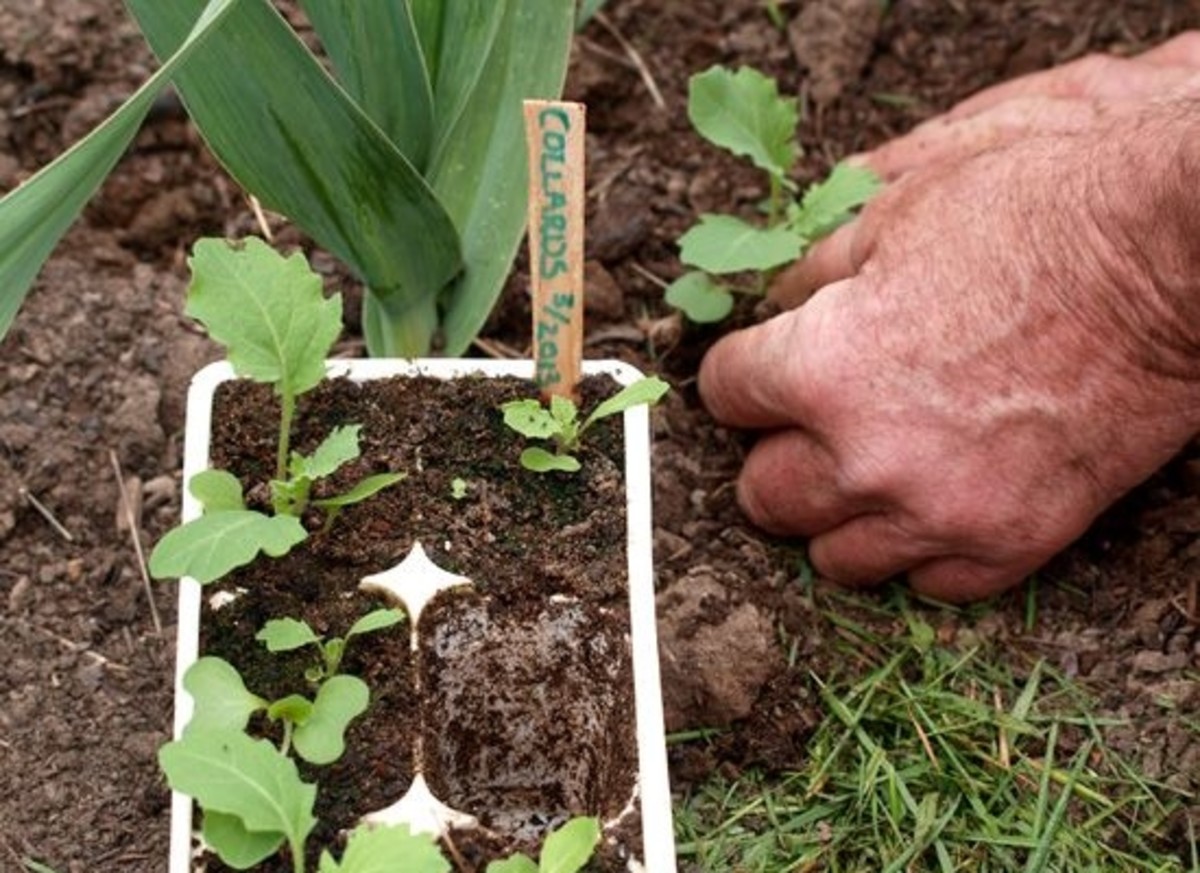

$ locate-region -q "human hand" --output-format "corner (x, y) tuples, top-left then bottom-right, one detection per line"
(698, 94), (1200, 602)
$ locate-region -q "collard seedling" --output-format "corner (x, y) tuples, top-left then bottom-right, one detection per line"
(666, 65), (881, 321)
(501, 376), (669, 472)
(148, 239), (404, 585)
(486, 816), (601, 873)
(164, 607), (410, 869)
(180, 653), (367, 768)
(257, 607), (406, 685)
(160, 722), (447, 872)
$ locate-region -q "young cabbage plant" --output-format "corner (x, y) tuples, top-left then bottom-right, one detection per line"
(161, 606), (415, 871)
(0, 0), (575, 358)
(148, 239), (405, 586)
(161, 724), (447, 872)
(501, 376), (668, 473)
(486, 816), (601, 873)
(257, 608), (406, 685)
(666, 65), (882, 322)
(179, 655), (369, 767)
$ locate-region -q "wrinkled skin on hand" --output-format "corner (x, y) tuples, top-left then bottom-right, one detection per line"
(699, 33), (1200, 602)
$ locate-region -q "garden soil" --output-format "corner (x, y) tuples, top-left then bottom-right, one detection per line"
(2, 0), (1199, 870)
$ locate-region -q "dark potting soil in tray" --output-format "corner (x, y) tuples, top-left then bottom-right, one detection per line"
(199, 373), (640, 872)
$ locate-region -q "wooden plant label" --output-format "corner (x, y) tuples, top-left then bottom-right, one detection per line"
(524, 99), (585, 398)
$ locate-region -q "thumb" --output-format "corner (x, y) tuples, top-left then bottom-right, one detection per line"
(769, 218), (863, 309)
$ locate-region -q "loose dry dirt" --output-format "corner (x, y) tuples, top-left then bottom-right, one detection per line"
(1, 0), (1198, 870)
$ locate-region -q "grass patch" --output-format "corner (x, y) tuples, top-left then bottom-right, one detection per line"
(673, 588), (1197, 871)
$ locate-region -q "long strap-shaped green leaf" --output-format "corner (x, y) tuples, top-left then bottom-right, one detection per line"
(430, 0), (575, 355)
(0, 0), (238, 340)
(425, 0), (505, 164)
(408, 0), (447, 90)
(123, 0), (463, 325)
(299, 0), (435, 173)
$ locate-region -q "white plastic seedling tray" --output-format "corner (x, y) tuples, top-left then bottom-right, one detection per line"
(168, 358), (677, 872)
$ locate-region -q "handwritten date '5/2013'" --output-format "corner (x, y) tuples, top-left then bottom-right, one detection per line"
(536, 292), (576, 386)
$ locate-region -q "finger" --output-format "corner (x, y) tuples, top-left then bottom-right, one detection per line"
(906, 556), (1030, 604)
(736, 428), (863, 537)
(1135, 31), (1200, 68)
(858, 96), (1103, 181)
(698, 307), (808, 430)
(944, 53), (1198, 121)
(807, 513), (935, 588)
(769, 219), (863, 308)
(701, 280), (858, 429)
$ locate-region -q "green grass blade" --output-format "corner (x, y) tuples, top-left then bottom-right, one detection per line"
(300, 0), (435, 171)
(0, 0), (238, 341)
(124, 0), (463, 343)
(430, 0), (574, 355)
(1025, 739), (1095, 873)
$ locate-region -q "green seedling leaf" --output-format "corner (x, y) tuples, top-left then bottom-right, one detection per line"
(321, 638), (347, 677)
(190, 469), (246, 513)
(347, 608), (406, 640)
(202, 810), (284, 870)
(583, 376), (670, 430)
(450, 477), (470, 500)
(291, 425), (362, 481)
(549, 395), (578, 428)
(319, 822), (450, 873)
(292, 675), (370, 765)
(270, 476), (310, 518)
(487, 855), (538, 873)
(159, 729), (316, 869)
(268, 694), (314, 725)
(257, 617), (321, 653)
(789, 162), (882, 241)
(688, 65), (799, 179)
(501, 399), (562, 440)
(541, 816), (601, 873)
(665, 271), (735, 323)
(182, 657), (267, 735)
(312, 472), (407, 510)
(548, 395), (581, 449)
(148, 510), (307, 585)
(678, 214), (802, 275)
(520, 447), (581, 474)
(185, 237), (341, 398)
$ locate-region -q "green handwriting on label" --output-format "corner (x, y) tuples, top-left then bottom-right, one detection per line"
(536, 292), (575, 386)
(534, 105), (580, 389)
(537, 107), (571, 282)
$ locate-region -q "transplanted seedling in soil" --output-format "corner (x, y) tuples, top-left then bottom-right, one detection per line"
(666, 65), (882, 322)
(148, 238), (404, 585)
(257, 607), (406, 685)
(486, 816), (601, 873)
(160, 722), (447, 872)
(160, 607), (418, 870)
(500, 376), (669, 472)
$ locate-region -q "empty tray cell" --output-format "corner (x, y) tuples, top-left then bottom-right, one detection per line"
(418, 589), (638, 850)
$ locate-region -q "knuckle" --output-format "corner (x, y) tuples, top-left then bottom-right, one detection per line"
(1161, 31), (1200, 64)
